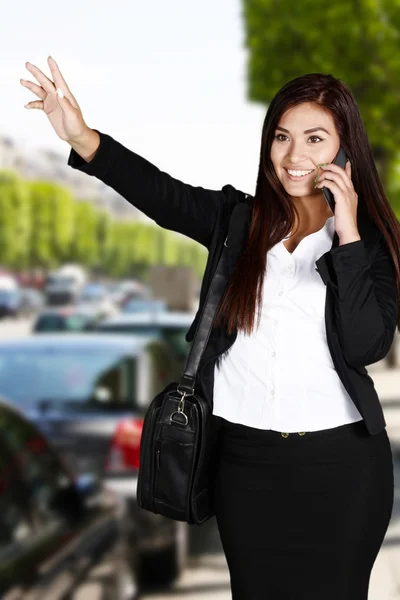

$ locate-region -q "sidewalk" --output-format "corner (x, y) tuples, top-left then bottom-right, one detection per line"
(364, 361), (400, 599)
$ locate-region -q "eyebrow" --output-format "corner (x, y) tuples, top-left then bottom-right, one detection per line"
(276, 126), (331, 135)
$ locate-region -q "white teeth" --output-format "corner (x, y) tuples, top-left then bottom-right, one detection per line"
(287, 169), (313, 177)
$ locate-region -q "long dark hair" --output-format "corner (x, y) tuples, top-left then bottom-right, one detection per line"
(214, 72), (400, 335)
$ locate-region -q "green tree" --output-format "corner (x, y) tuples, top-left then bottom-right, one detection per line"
(0, 170), (207, 283)
(28, 181), (53, 269)
(51, 186), (75, 261)
(69, 201), (99, 267)
(0, 171), (31, 269)
(243, 0), (400, 364)
(243, 0), (400, 189)
(28, 180), (76, 269)
(95, 210), (113, 274)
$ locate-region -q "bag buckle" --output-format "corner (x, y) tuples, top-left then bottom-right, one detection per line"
(176, 383), (194, 400)
(169, 385), (194, 427)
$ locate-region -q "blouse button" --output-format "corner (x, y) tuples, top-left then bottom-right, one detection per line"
(281, 432), (289, 438)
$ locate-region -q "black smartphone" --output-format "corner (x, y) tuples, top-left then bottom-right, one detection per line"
(322, 147), (349, 213)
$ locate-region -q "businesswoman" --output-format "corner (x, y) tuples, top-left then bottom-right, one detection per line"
(21, 57), (400, 599)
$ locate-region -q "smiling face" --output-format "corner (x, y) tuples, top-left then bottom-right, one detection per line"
(270, 102), (341, 200)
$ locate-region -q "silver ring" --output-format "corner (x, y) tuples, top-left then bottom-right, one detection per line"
(170, 410), (189, 426)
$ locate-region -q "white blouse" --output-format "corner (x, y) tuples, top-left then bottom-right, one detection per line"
(212, 215), (363, 432)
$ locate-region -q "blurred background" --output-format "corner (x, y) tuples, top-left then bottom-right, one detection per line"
(1, 0), (400, 598)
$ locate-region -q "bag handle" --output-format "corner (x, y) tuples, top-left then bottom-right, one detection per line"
(176, 235), (230, 398)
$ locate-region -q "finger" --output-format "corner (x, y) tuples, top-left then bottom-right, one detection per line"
(316, 172), (347, 194)
(25, 61), (55, 94)
(316, 180), (342, 198)
(56, 89), (76, 115)
(47, 56), (80, 110)
(24, 100), (44, 110)
(47, 56), (71, 93)
(20, 79), (46, 100)
(321, 164), (353, 190)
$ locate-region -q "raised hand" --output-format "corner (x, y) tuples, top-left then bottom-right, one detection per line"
(20, 56), (89, 143)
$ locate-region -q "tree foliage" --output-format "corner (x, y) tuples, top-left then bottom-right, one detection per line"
(243, 0), (400, 207)
(0, 170), (207, 279)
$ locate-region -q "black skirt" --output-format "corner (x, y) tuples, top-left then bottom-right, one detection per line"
(211, 417), (394, 600)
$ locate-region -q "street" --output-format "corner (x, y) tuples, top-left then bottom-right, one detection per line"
(2, 317), (400, 599)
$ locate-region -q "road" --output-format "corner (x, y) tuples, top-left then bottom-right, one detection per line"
(1, 317), (400, 598)
(0, 315), (35, 338)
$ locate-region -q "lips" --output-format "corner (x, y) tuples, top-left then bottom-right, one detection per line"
(284, 168), (315, 182)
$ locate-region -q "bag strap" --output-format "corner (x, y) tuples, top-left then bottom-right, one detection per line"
(177, 235), (230, 398)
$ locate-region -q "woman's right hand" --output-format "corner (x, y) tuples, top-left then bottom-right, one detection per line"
(20, 56), (89, 143)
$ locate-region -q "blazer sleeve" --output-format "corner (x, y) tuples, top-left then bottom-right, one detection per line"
(327, 235), (399, 367)
(67, 129), (226, 248)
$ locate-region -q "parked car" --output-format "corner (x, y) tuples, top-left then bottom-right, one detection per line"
(45, 264), (87, 306)
(19, 287), (45, 317)
(108, 280), (150, 308)
(0, 334), (189, 587)
(32, 306), (102, 333)
(121, 298), (168, 314)
(77, 282), (118, 318)
(0, 289), (23, 318)
(94, 311), (196, 361)
(0, 398), (139, 599)
(0, 273), (19, 291)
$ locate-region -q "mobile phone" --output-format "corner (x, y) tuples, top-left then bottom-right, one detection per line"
(322, 147), (350, 213)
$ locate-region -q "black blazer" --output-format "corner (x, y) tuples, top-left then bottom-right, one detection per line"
(67, 130), (399, 436)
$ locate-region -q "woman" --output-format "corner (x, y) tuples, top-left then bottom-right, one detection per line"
(21, 57), (400, 599)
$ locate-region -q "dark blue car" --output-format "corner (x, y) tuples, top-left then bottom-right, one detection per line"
(0, 398), (139, 598)
(0, 333), (189, 589)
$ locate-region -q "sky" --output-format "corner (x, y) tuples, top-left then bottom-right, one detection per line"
(1, 0), (267, 196)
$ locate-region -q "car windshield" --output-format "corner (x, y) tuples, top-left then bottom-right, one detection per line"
(0, 347), (137, 410)
(121, 299), (166, 313)
(47, 276), (76, 286)
(79, 284), (106, 301)
(35, 314), (91, 332)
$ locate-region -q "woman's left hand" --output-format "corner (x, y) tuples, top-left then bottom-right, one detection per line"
(315, 161), (360, 243)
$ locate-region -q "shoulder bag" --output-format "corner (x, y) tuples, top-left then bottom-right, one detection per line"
(137, 235), (230, 525)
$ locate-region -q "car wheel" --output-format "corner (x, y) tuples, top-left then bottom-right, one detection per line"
(137, 521), (188, 587)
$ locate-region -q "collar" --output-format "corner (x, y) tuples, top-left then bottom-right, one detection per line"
(225, 195), (381, 278)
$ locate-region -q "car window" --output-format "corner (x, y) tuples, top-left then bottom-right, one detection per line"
(121, 299), (167, 313)
(35, 314), (91, 332)
(64, 315), (91, 330)
(96, 324), (159, 336)
(34, 315), (64, 331)
(0, 349), (137, 411)
(0, 409), (73, 531)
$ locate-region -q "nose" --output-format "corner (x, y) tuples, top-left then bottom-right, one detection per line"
(285, 139), (310, 162)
